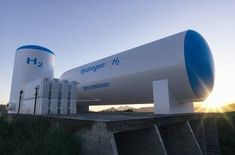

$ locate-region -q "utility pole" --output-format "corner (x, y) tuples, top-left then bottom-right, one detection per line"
(18, 90), (23, 114)
(33, 86), (39, 115)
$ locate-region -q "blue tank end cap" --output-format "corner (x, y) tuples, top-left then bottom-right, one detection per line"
(16, 45), (55, 55)
(184, 30), (215, 98)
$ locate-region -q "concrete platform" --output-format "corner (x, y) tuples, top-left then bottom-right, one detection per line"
(12, 112), (221, 155)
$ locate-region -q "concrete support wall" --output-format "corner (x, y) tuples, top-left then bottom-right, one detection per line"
(76, 115), (220, 155)
(78, 122), (118, 155)
(114, 127), (166, 155)
(159, 121), (202, 155)
(189, 120), (207, 155)
(14, 113), (220, 155)
(78, 119), (167, 155)
(204, 118), (220, 155)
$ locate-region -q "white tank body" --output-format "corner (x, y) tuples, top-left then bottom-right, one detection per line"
(9, 45), (55, 112)
(60, 30), (214, 105)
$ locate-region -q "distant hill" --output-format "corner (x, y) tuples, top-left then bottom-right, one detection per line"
(117, 106), (136, 111)
(102, 107), (118, 112)
(102, 106), (135, 112)
(226, 103), (235, 109)
(135, 107), (154, 112)
(102, 106), (154, 113)
(194, 103), (235, 112)
(218, 103), (235, 112)
(102, 103), (235, 113)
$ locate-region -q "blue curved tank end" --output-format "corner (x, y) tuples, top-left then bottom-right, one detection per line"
(184, 30), (215, 99)
(16, 45), (55, 55)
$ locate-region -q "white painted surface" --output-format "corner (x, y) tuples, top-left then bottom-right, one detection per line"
(153, 80), (194, 114)
(9, 77), (77, 115)
(61, 31), (195, 105)
(9, 48), (55, 113)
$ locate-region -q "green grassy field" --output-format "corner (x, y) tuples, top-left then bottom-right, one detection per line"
(0, 115), (80, 155)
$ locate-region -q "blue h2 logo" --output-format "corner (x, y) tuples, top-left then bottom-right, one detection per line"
(27, 57), (43, 68)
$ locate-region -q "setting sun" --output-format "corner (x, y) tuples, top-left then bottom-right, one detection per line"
(193, 81), (234, 113)
(193, 65), (235, 112)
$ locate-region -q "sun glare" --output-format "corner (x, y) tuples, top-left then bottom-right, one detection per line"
(195, 70), (235, 113)
(196, 90), (235, 113)
(203, 95), (225, 108)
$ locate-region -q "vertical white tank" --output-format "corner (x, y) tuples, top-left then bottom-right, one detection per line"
(8, 45), (55, 113)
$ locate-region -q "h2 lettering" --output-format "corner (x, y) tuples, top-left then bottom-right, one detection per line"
(112, 57), (120, 65)
(27, 57), (43, 68)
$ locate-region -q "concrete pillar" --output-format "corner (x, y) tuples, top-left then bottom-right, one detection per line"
(159, 121), (202, 155)
(203, 118), (220, 155)
(153, 80), (194, 114)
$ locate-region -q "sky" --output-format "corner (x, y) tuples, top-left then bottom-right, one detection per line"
(0, 0), (235, 109)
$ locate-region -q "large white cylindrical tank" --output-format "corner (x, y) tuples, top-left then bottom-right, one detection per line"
(9, 45), (55, 112)
(60, 30), (214, 105)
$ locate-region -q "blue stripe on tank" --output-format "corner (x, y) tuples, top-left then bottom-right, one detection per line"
(16, 45), (55, 55)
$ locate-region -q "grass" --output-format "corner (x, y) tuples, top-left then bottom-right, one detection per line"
(0, 115), (81, 155)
